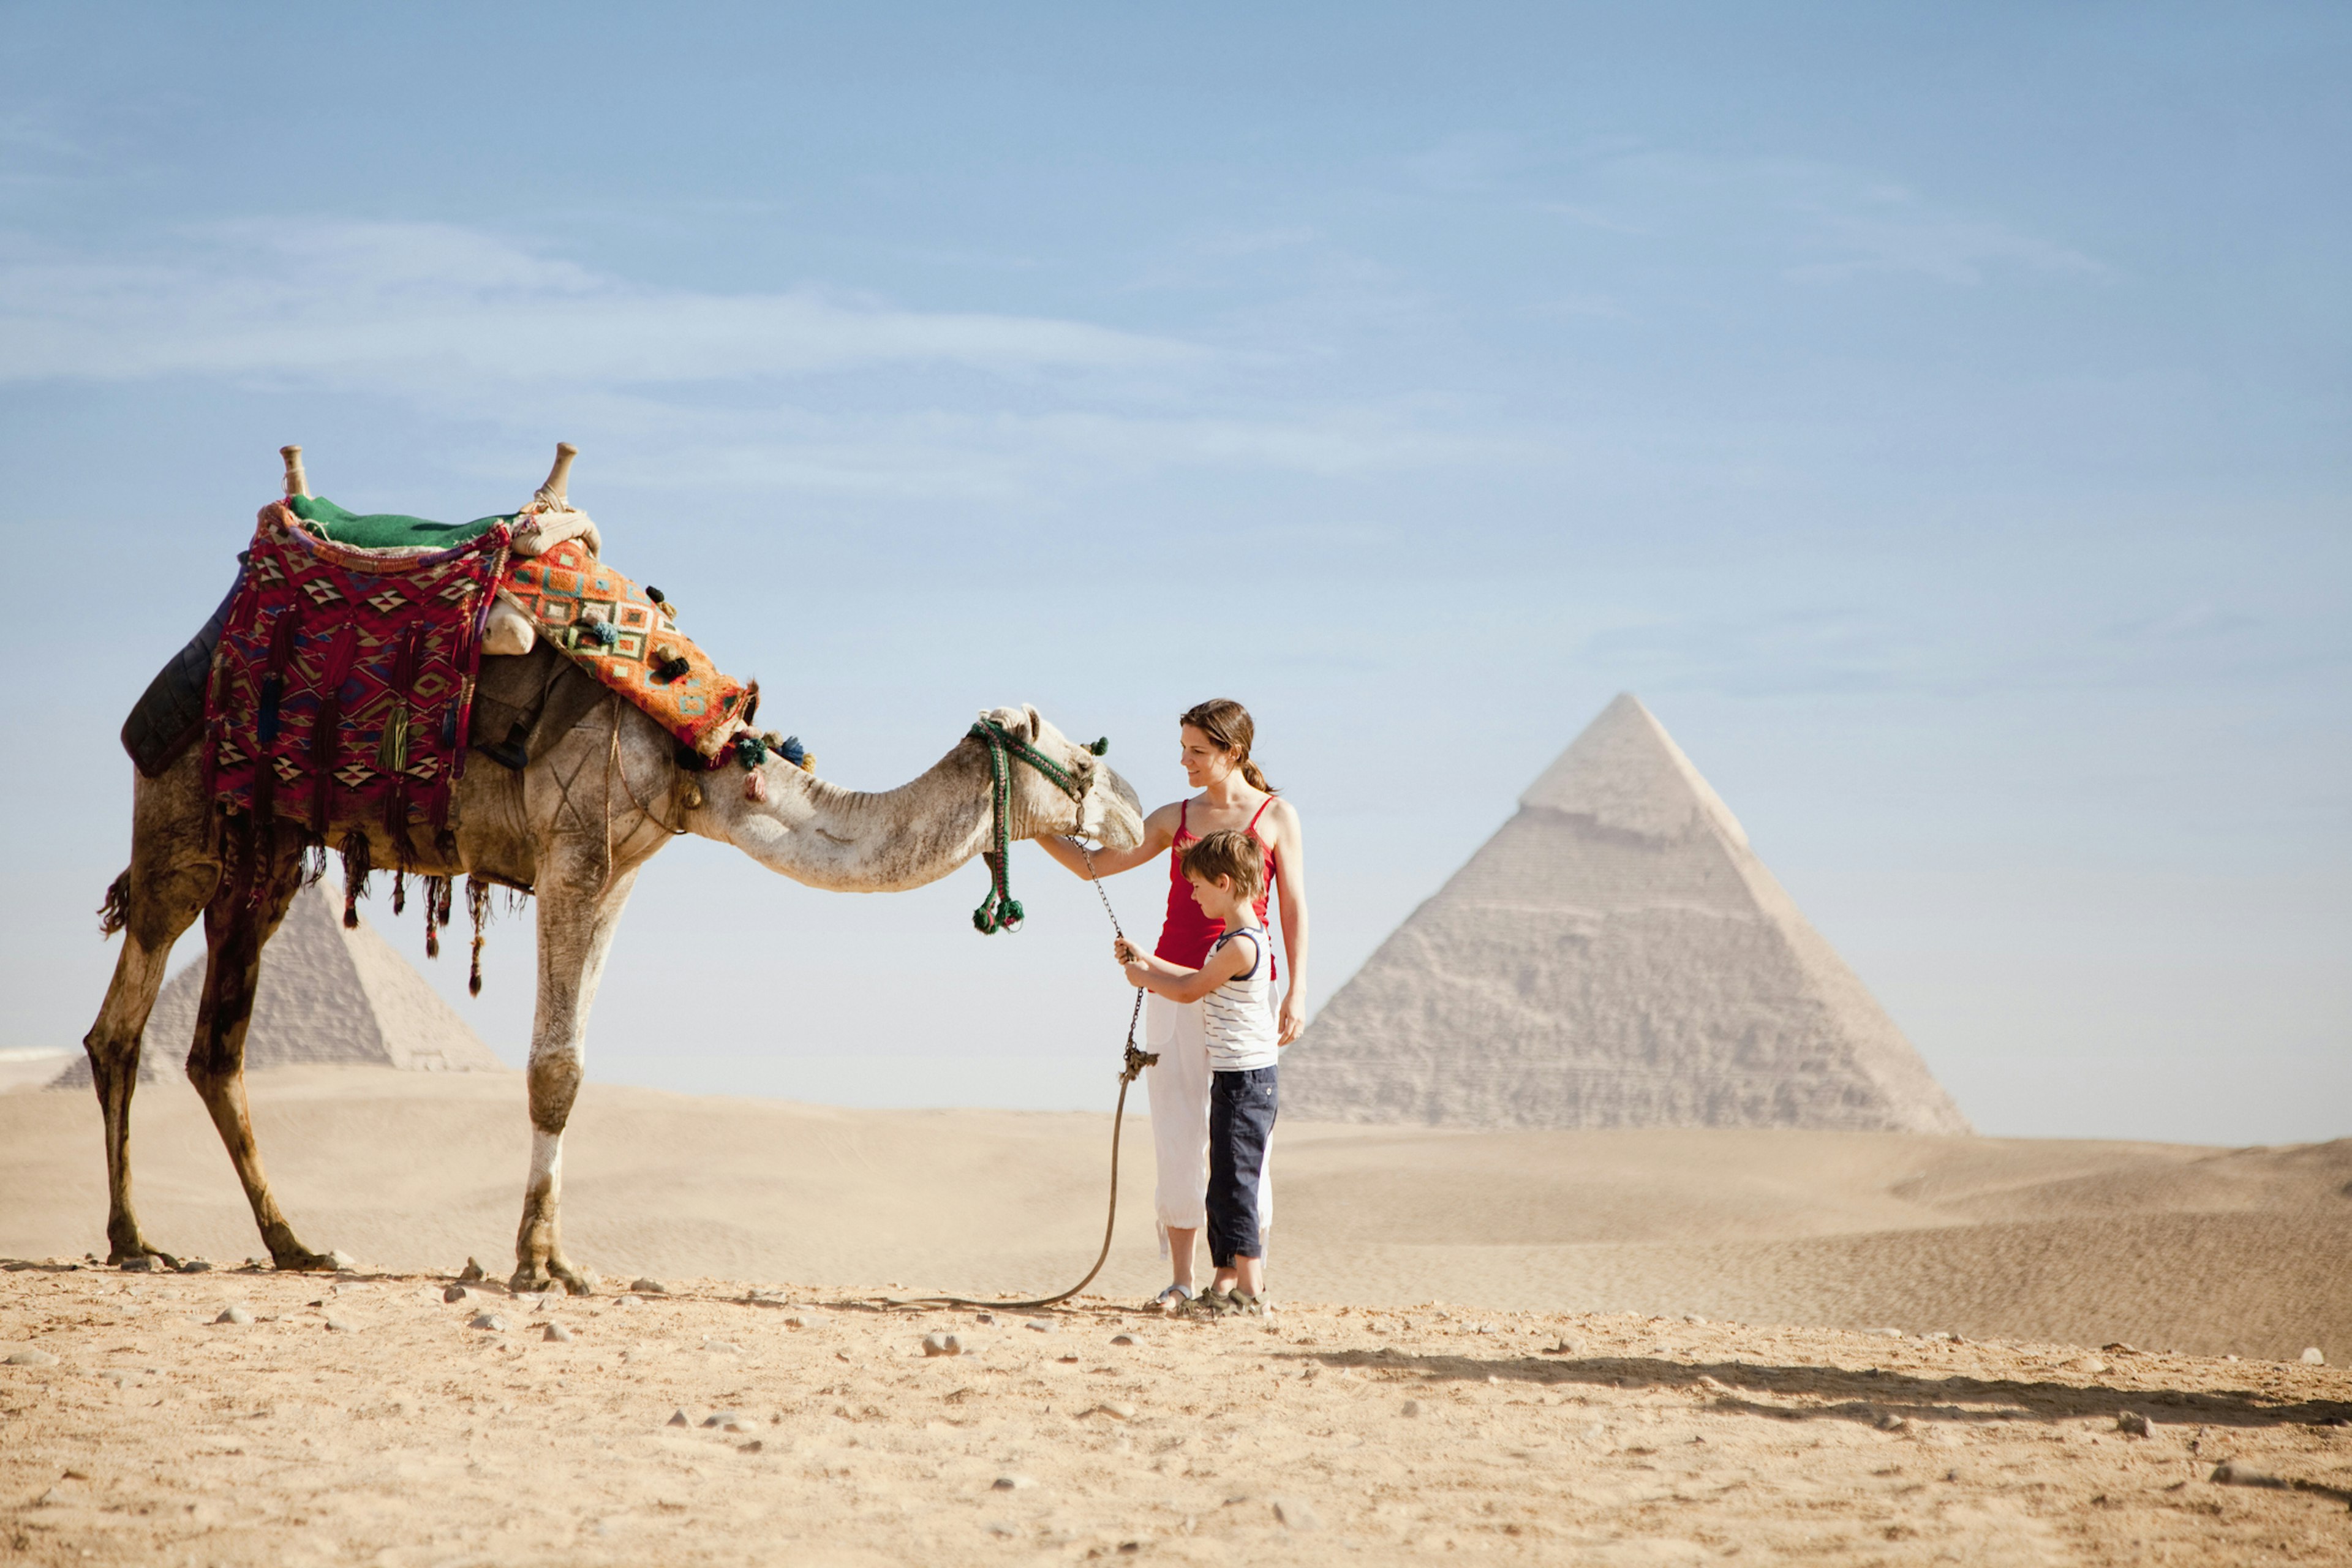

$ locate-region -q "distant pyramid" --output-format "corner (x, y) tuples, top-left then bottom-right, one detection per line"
(53, 883), (507, 1087)
(1284, 695), (1971, 1133)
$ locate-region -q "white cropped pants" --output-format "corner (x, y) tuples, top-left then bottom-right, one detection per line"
(1144, 992), (1273, 1260)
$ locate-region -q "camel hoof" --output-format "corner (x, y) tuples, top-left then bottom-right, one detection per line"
(272, 1250), (337, 1273)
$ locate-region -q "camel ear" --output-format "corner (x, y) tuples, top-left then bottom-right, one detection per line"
(1023, 704), (1046, 744)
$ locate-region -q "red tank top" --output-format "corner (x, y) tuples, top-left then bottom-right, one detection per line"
(1156, 797), (1280, 975)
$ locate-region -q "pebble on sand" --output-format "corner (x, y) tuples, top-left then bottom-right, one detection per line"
(666, 1409), (692, 1428)
(701, 1338), (742, 1354)
(1271, 1496), (1323, 1531)
(324, 1315), (358, 1333)
(2212, 1459), (2288, 1490)
(1874, 1412), (1910, 1433)
(2117, 1411), (2153, 1437)
(458, 1258), (486, 1283)
(5, 1348), (59, 1366)
(443, 1284), (470, 1303)
(1025, 1319), (1058, 1334)
(214, 1306), (254, 1325)
(631, 1278), (668, 1295)
(470, 1313), (508, 1333)
(2064, 1357), (2108, 1375)
(1109, 1334), (1137, 1346)
(922, 1332), (963, 1357)
(2300, 1348), (2326, 1365)
(992, 1474), (1037, 1491)
(543, 1322), (573, 1343)
(120, 1256), (158, 1272)
(178, 1259), (213, 1273)
(326, 1250), (358, 1271)
(1400, 1399), (1421, 1417)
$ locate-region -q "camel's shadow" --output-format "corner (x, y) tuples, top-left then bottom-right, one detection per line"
(1290, 1346), (2352, 1434)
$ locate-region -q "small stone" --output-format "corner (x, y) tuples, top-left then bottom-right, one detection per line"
(1874, 1412), (1909, 1433)
(1102, 1401), (1138, 1420)
(992, 1474), (1037, 1491)
(1873, 1327), (1905, 1339)
(2301, 1348), (2326, 1365)
(5, 1348), (59, 1366)
(34, 1487), (64, 1506)
(721, 1414), (758, 1433)
(443, 1284), (470, 1303)
(1110, 1334), (1137, 1346)
(973, 1312), (995, 1325)
(1683, 1313), (1706, 1324)
(470, 1313), (508, 1332)
(458, 1258), (486, 1283)
(324, 1315), (358, 1333)
(2117, 1411), (2152, 1437)
(327, 1250), (358, 1272)
(738, 1438), (763, 1452)
(214, 1306), (253, 1325)
(701, 1338), (742, 1355)
(2065, 1357), (2108, 1376)
(121, 1256), (157, 1272)
(543, 1323), (573, 1343)
(1025, 1318), (1060, 1333)
(1399, 1399), (1420, 1417)
(178, 1259), (213, 1273)
(666, 1408), (692, 1428)
(630, 1278), (667, 1295)
(2212, 1459), (2287, 1489)
(1270, 1495), (1322, 1531)
(922, 1333), (962, 1357)
(616, 1294), (643, 1309)
(782, 1315), (805, 1329)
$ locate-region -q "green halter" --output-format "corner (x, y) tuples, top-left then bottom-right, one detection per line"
(968, 718), (1109, 934)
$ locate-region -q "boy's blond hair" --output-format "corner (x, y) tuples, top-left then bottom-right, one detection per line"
(1181, 829), (1265, 903)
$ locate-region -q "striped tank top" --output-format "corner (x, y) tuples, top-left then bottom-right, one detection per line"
(1202, 926), (1280, 1072)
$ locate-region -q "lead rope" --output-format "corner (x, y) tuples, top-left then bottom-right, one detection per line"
(859, 837), (1156, 1313)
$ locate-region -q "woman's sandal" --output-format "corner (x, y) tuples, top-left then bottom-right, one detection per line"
(1150, 1283), (1195, 1312)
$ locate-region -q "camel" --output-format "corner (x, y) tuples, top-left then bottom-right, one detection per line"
(79, 447), (1144, 1294)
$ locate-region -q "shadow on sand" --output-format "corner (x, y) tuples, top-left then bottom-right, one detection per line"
(1292, 1346), (2352, 1437)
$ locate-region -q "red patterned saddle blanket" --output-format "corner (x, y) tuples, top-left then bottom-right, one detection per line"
(206, 501), (511, 854)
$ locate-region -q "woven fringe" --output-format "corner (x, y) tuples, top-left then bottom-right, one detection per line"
(466, 876), (491, 995)
(338, 832), (372, 930)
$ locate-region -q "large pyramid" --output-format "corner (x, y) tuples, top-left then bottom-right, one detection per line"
(53, 883), (507, 1087)
(1284, 695), (1971, 1133)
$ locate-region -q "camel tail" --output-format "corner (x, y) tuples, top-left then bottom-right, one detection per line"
(97, 870), (131, 938)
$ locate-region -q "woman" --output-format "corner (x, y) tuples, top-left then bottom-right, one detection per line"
(1037, 698), (1310, 1308)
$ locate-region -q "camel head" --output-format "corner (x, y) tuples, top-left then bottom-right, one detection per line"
(975, 704), (1144, 853)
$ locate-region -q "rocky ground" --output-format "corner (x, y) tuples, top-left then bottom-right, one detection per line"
(4, 1260), (2348, 1566)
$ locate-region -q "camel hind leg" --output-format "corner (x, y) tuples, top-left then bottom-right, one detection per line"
(80, 761), (222, 1265)
(185, 827), (335, 1271)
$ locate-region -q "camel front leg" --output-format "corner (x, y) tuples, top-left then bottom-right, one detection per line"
(513, 861), (642, 1295)
(184, 837), (332, 1271)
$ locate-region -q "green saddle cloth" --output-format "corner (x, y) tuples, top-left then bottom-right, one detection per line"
(288, 494), (516, 551)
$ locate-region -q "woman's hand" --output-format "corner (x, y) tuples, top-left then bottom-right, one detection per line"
(1277, 990), (1306, 1046)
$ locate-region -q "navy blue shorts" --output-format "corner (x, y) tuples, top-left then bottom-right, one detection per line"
(1207, 1065), (1278, 1267)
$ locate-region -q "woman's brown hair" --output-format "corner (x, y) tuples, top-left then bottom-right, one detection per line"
(1179, 698), (1274, 794)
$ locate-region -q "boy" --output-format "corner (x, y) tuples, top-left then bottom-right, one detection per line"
(1116, 829), (1282, 1314)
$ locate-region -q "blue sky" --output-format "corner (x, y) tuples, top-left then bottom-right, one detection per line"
(3, 3), (2344, 1142)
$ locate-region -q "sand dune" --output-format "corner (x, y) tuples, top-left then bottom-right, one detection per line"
(6, 1068), (2345, 1363)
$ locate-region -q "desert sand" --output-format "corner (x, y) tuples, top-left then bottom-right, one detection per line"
(4, 1068), (2349, 1563)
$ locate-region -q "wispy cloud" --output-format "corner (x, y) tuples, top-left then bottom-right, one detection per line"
(0, 221), (1207, 390)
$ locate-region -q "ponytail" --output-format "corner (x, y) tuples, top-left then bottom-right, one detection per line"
(1179, 698), (1276, 794)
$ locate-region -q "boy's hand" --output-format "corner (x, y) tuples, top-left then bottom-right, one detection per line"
(1112, 937), (1143, 965)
